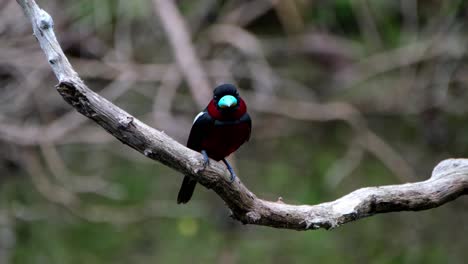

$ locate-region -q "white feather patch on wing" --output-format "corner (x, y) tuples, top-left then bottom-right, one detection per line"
(193, 111), (205, 124)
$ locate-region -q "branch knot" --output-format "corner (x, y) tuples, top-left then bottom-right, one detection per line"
(246, 211), (261, 222)
(431, 158), (468, 180)
(38, 9), (53, 30)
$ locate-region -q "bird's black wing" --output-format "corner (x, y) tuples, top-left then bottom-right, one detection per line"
(186, 110), (214, 151)
(178, 110), (213, 204)
(241, 112), (252, 142)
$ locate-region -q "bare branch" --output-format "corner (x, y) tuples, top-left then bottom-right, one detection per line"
(16, 0), (468, 231)
(152, 0), (211, 107)
(221, 0), (279, 27)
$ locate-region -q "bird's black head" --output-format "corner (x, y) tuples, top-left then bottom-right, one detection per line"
(213, 84), (240, 110)
(213, 84), (239, 98)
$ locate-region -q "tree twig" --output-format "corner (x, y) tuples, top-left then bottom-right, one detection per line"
(16, 0), (468, 231)
(152, 0), (211, 107)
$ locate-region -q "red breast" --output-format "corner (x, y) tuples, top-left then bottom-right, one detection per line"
(207, 98), (247, 121)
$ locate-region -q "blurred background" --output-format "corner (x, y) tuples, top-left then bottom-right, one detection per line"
(1, 0), (468, 263)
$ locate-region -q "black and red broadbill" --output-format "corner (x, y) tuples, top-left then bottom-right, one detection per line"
(177, 84), (252, 204)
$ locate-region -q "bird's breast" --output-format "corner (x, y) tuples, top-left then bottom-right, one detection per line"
(201, 122), (250, 161)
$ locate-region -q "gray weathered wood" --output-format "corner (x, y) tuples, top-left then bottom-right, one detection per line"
(16, 0), (468, 231)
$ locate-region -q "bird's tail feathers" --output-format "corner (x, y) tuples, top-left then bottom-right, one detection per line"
(177, 176), (197, 204)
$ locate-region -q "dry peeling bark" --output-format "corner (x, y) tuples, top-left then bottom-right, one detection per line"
(16, 0), (468, 231)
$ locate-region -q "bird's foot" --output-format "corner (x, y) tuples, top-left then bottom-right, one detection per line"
(222, 159), (237, 182)
(201, 150), (210, 170)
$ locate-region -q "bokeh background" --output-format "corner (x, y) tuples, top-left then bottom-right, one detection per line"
(1, 0), (467, 263)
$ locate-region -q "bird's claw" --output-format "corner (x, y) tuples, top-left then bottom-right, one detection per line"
(201, 150), (210, 170)
(228, 169), (237, 182)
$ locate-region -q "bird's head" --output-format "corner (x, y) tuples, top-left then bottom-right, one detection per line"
(213, 84), (240, 111)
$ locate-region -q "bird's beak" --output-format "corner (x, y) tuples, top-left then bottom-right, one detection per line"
(218, 95), (238, 108)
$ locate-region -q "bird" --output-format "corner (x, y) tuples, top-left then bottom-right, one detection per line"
(177, 84), (252, 204)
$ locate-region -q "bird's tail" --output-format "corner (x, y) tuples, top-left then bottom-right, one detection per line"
(177, 176), (197, 204)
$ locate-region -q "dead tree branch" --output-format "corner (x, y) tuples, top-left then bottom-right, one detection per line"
(16, 0), (468, 231)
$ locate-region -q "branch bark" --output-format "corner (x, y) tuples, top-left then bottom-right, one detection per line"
(16, 0), (468, 231)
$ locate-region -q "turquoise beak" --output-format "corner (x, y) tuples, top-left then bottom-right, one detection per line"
(218, 95), (238, 108)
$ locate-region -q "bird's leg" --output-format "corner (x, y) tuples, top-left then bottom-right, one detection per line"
(201, 150), (210, 169)
(222, 159), (236, 182)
